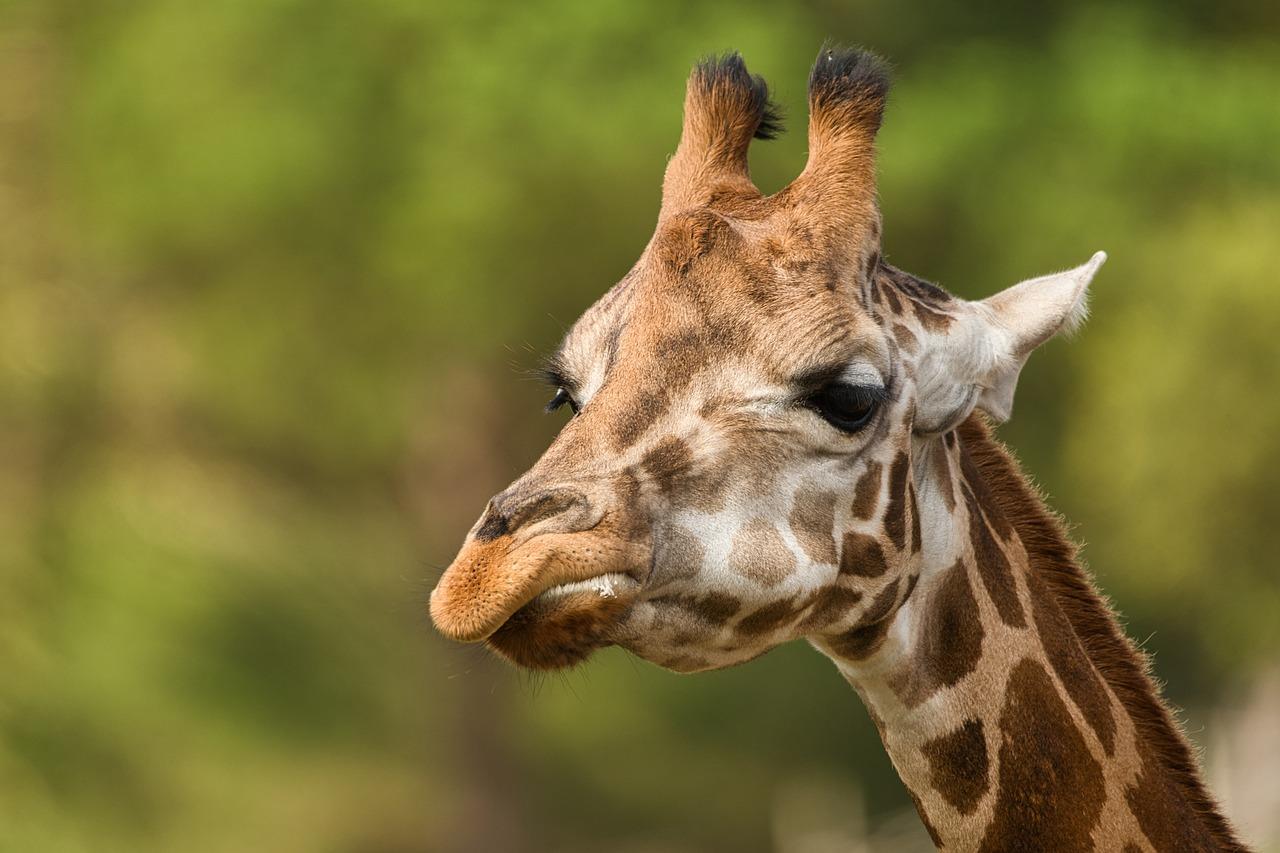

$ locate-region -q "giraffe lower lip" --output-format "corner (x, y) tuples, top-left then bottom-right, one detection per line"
(488, 572), (642, 670)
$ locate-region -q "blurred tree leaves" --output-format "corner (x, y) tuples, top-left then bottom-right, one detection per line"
(1, 0), (1278, 850)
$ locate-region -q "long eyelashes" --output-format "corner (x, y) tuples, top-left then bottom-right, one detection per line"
(803, 382), (888, 432)
(545, 386), (580, 415)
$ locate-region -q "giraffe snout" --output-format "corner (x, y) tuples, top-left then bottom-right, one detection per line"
(429, 479), (643, 644)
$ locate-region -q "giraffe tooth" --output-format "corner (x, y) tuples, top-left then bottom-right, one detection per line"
(537, 572), (636, 604)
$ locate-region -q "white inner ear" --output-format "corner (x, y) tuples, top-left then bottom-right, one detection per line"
(914, 251), (1106, 432)
(913, 314), (998, 434)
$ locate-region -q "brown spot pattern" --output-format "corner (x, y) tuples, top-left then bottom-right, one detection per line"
(789, 487), (839, 565)
(892, 322), (918, 353)
(850, 461), (883, 520)
(736, 595), (808, 637)
(1028, 570), (1117, 755)
(894, 560), (983, 708)
(1126, 747), (1224, 852)
(977, 659), (1105, 852)
(651, 592), (741, 625)
(727, 519), (796, 588)
(840, 531), (888, 578)
(612, 389), (670, 450)
(641, 435), (728, 511)
(641, 436), (694, 497)
(827, 578), (899, 660)
(930, 440), (956, 512)
(797, 586), (863, 632)
(963, 485), (1026, 628)
(912, 302), (954, 332)
(884, 452), (910, 550)
(957, 415), (1246, 849)
(922, 718), (989, 814)
(652, 525), (704, 584)
(882, 285), (903, 313)
(610, 326), (711, 451)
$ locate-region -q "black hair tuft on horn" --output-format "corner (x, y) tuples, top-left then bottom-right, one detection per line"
(692, 51), (785, 141)
(808, 43), (891, 134)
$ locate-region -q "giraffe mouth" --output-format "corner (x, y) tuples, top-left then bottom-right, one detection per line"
(531, 572), (639, 604)
(485, 571), (643, 670)
(430, 521), (647, 645)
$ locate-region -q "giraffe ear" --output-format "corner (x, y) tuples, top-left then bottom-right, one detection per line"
(973, 251), (1106, 422)
(914, 252), (1106, 432)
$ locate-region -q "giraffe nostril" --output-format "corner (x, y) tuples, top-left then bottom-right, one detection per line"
(474, 508), (510, 541)
(476, 487), (592, 541)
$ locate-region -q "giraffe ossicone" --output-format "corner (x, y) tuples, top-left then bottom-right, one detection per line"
(430, 47), (1247, 852)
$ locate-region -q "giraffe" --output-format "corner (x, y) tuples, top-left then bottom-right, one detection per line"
(429, 48), (1248, 851)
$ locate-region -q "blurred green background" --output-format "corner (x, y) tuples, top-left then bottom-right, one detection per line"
(2, 0), (1278, 850)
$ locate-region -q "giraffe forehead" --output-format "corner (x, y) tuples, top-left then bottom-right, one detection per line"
(561, 268), (890, 396)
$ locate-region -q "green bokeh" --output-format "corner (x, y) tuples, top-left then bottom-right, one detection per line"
(2, 1), (1278, 850)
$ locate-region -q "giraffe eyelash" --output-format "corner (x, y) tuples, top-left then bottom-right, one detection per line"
(545, 386), (580, 415)
(538, 366), (580, 415)
(801, 381), (889, 433)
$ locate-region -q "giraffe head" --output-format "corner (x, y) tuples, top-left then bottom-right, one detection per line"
(430, 48), (1104, 671)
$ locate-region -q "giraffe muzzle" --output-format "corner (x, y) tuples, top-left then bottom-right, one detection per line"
(430, 484), (648, 643)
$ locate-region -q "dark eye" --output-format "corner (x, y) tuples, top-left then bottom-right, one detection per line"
(804, 383), (885, 432)
(546, 387), (579, 416)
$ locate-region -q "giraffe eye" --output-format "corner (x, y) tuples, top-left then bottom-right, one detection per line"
(805, 382), (885, 432)
(546, 387), (580, 416)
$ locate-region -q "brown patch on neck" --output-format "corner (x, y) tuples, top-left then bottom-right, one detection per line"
(839, 531), (888, 578)
(1126, 743), (1233, 852)
(959, 459), (1026, 628)
(797, 585), (864, 632)
(1027, 567), (1118, 754)
(736, 590), (821, 637)
(978, 658), (1105, 850)
(827, 577), (900, 660)
(921, 717), (989, 815)
(891, 560), (983, 708)
(957, 415), (1247, 851)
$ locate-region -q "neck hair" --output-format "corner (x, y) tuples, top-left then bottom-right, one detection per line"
(955, 414), (1245, 850)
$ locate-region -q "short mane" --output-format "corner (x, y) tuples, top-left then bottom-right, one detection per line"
(957, 415), (1247, 851)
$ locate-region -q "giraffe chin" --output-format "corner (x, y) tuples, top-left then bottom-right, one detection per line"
(485, 574), (640, 670)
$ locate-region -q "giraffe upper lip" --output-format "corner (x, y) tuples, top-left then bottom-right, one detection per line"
(431, 527), (646, 643)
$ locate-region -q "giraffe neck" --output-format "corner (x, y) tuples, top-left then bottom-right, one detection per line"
(816, 417), (1245, 852)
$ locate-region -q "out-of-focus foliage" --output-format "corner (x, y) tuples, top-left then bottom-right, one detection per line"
(1, 0), (1277, 851)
